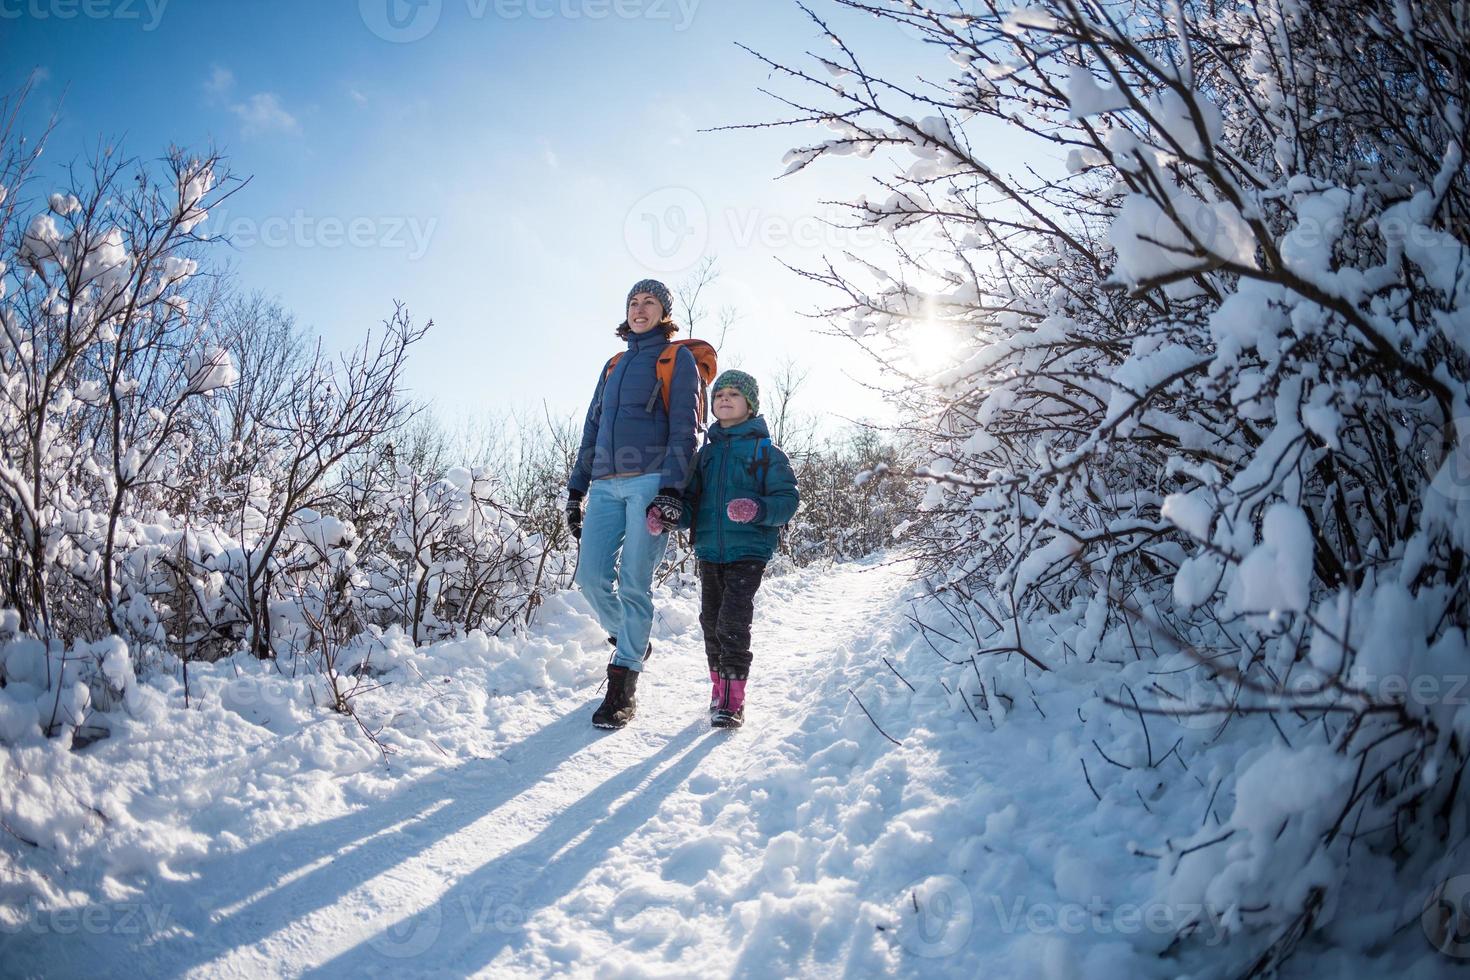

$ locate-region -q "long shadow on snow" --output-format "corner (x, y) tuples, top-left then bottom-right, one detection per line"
(5, 706), (594, 977)
(307, 721), (722, 977)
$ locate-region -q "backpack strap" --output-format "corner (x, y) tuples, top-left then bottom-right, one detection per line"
(603, 349), (668, 415)
(646, 347), (676, 414)
(753, 437), (773, 494)
(595, 354), (621, 416)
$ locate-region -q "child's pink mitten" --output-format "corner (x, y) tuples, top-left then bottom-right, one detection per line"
(727, 498), (760, 524)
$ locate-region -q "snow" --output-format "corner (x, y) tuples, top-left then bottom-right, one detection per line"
(176, 160), (215, 234)
(1281, 187), (1351, 277)
(1161, 490), (1213, 541)
(48, 192), (81, 216)
(1146, 88), (1223, 160)
(1066, 65), (1129, 121)
(184, 346), (240, 395)
(19, 213), (61, 265)
(1230, 744), (1353, 839)
(1227, 503), (1314, 618)
(2, 552), (1462, 978)
(1109, 189), (1258, 287)
(2, 561), (935, 976)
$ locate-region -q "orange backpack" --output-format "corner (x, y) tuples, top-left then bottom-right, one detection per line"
(605, 338), (719, 429)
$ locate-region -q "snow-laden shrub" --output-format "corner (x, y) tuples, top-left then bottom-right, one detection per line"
(785, 427), (916, 566)
(360, 464), (538, 644)
(748, 0), (1469, 968)
(0, 140), (230, 644)
(0, 120), (557, 743)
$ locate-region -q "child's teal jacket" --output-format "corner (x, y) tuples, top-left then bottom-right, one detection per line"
(677, 415), (799, 563)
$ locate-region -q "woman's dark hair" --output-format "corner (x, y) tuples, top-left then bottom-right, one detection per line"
(616, 319), (681, 340)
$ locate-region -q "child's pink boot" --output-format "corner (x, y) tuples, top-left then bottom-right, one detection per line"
(709, 670), (726, 716)
(712, 675), (746, 729)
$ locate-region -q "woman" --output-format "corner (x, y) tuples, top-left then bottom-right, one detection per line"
(565, 279), (699, 729)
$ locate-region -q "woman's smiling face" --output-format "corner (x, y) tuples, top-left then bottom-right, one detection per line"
(627, 293), (664, 334)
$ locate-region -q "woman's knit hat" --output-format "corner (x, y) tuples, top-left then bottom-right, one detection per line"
(712, 369), (759, 416)
(626, 278), (673, 318)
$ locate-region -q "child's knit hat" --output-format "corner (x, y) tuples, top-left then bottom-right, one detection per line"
(713, 369), (759, 416)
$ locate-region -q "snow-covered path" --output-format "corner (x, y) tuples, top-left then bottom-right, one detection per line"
(8, 557), (915, 978)
(11, 555), (1458, 979)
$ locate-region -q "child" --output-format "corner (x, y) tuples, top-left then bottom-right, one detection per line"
(645, 369), (800, 728)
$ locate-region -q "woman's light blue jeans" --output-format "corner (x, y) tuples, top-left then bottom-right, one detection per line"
(574, 473), (669, 671)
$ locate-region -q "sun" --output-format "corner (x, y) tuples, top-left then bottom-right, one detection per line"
(907, 315), (957, 373)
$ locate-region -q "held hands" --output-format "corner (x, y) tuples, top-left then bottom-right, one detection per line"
(726, 498), (761, 524)
(645, 490), (682, 535)
(565, 489), (584, 541)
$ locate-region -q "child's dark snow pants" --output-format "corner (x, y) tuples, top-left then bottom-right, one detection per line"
(698, 558), (767, 679)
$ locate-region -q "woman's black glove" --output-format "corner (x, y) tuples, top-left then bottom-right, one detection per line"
(644, 488), (682, 534)
(565, 489), (585, 541)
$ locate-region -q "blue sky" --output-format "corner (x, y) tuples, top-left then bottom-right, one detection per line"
(3, 0), (973, 431)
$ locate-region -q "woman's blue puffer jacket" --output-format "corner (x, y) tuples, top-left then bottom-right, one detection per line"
(568, 329), (700, 495)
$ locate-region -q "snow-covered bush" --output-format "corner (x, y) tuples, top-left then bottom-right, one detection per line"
(359, 464), (537, 643)
(0, 112), (560, 744)
(0, 137), (229, 642)
(785, 426), (916, 566)
(747, 0), (1469, 968)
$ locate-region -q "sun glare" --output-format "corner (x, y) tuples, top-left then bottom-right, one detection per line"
(908, 315), (956, 374)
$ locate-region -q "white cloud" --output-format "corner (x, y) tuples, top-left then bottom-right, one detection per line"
(230, 93), (300, 137)
(204, 65), (234, 98)
(348, 87), (368, 106)
(203, 66), (298, 137)
(27, 66), (50, 87)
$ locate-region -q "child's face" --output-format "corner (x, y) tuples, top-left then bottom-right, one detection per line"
(712, 387), (751, 425)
